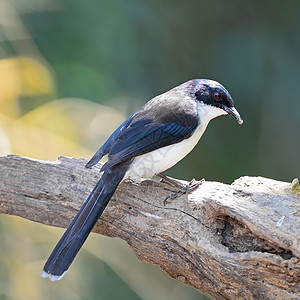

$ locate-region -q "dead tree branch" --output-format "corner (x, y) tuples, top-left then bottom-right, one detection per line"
(0, 155), (299, 299)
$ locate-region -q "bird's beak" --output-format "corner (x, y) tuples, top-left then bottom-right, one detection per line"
(224, 106), (244, 125)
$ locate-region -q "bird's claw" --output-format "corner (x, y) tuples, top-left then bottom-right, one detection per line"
(163, 178), (205, 206)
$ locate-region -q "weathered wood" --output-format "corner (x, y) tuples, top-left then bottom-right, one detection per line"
(0, 154), (299, 299)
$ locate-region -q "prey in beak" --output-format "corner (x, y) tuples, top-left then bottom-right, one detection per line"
(224, 106), (244, 125)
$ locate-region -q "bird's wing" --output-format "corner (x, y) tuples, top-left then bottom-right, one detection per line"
(85, 117), (133, 168)
(100, 111), (198, 172)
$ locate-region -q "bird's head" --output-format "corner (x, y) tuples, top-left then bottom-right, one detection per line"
(192, 79), (243, 125)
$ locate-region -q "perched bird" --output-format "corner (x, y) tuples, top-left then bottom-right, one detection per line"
(41, 79), (243, 281)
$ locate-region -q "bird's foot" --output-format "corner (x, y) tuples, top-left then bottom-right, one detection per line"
(157, 173), (204, 206)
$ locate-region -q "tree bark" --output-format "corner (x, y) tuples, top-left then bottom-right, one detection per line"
(0, 154), (299, 300)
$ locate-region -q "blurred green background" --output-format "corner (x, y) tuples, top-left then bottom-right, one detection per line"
(0, 0), (299, 299)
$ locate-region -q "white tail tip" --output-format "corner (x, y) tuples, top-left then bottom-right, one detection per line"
(41, 270), (66, 281)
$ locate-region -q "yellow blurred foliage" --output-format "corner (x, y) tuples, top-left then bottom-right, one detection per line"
(0, 55), (127, 160)
(21, 101), (79, 143)
(0, 123), (11, 155)
(8, 117), (90, 160)
(21, 98), (126, 145)
(1, 98), (126, 160)
(0, 111), (89, 160)
(0, 56), (129, 161)
(0, 56), (54, 117)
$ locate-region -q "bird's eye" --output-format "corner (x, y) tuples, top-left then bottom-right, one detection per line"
(214, 92), (221, 101)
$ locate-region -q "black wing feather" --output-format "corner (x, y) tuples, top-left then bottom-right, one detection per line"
(101, 120), (198, 172)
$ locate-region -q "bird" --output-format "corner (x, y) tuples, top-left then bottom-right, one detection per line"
(41, 79), (243, 281)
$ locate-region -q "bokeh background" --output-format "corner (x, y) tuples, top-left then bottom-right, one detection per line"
(0, 1), (299, 299)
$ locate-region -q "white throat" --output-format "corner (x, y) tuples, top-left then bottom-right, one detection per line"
(196, 101), (227, 125)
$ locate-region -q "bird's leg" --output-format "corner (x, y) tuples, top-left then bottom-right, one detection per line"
(157, 173), (205, 205)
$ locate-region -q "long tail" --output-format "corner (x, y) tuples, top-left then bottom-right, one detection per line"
(41, 162), (130, 281)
